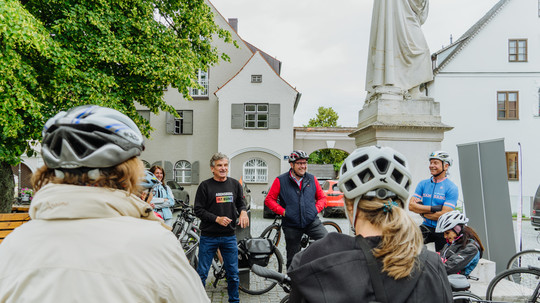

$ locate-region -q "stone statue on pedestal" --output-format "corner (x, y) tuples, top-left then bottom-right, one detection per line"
(365, 0), (433, 102)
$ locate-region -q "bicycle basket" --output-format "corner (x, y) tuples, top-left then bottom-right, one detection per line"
(242, 238), (274, 267)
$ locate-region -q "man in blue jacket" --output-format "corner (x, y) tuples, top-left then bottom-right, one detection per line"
(265, 150), (327, 268)
(409, 151), (458, 251)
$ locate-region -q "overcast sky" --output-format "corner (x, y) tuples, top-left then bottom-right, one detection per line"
(209, 0), (501, 127)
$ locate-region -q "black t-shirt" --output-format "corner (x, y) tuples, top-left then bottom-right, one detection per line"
(194, 177), (246, 237)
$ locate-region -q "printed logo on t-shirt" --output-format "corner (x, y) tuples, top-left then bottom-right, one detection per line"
(216, 192), (234, 203)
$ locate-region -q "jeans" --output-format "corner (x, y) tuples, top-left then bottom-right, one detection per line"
(282, 218), (328, 269)
(420, 224), (446, 251)
(197, 235), (239, 303)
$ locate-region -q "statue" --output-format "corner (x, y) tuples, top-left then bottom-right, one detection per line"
(365, 0), (433, 101)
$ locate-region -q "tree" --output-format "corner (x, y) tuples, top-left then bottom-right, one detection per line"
(305, 106), (340, 128)
(0, 0), (234, 211)
(304, 107), (348, 168)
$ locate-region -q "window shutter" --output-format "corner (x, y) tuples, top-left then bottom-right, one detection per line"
(184, 111), (193, 134)
(164, 161), (174, 182)
(269, 104), (280, 129)
(231, 104), (243, 129)
(151, 161), (163, 168)
(191, 161), (200, 184)
(166, 112), (175, 134)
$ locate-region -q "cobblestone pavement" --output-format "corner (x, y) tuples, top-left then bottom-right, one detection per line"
(203, 209), (350, 303)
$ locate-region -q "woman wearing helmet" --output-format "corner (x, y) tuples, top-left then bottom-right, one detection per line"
(437, 211), (484, 276)
(0, 105), (209, 302)
(287, 146), (452, 303)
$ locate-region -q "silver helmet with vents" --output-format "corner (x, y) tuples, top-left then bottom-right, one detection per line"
(436, 210), (468, 233)
(41, 105), (145, 169)
(338, 146), (412, 203)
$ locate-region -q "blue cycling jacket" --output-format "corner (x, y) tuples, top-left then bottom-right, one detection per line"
(413, 177), (458, 228)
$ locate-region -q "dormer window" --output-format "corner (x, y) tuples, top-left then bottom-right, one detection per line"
(251, 75), (262, 83)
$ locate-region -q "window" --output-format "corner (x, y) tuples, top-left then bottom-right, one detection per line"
(141, 160), (151, 170)
(166, 110), (193, 135)
(190, 69), (208, 97)
(245, 104), (268, 129)
(506, 152), (519, 181)
(509, 39), (527, 62)
(251, 75), (262, 83)
(497, 91), (519, 120)
(243, 159), (268, 183)
(231, 104), (280, 129)
(174, 160), (192, 184)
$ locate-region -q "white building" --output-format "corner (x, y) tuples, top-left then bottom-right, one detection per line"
(427, 0), (540, 215)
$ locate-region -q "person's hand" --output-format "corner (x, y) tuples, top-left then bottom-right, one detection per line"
(238, 210), (249, 229)
(216, 216), (232, 227)
(410, 196), (421, 204)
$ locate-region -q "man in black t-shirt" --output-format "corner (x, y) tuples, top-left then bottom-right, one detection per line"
(194, 152), (249, 303)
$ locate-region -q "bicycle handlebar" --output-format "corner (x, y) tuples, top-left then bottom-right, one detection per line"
(250, 264), (290, 284)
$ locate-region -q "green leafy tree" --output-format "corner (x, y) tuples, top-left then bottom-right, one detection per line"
(304, 107), (348, 168)
(305, 106), (340, 128)
(0, 0), (234, 211)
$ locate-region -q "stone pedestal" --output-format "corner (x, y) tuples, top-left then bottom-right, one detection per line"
(349, 95), (453, 188)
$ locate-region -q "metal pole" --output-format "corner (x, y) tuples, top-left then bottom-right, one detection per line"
(518, 142), (523, 253)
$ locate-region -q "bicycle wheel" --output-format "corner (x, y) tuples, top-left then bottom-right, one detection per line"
(239, 248), (284, 295)
(260, 225), (282, 247)
(452, 291), (482, 303)
(486, 267), (540, 302)
(507, 250), (540, 270)
(322, 220), (342, 233)
(279, 295), (290, 303)
(182, 234), (199, 270)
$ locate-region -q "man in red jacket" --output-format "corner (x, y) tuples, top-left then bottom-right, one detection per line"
(265, 150), (327, 268)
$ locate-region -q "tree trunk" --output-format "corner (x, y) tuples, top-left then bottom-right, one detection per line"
(0, 161), (15, 213)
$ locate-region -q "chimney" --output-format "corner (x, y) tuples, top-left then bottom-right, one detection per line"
(228, 18), (238, 33)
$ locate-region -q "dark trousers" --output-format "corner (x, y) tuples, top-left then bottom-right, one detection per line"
(420, 224), (447, 252)
(283, 218), (328, 269)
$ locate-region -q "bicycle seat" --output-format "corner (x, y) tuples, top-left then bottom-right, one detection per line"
(447, 274), (470, 291)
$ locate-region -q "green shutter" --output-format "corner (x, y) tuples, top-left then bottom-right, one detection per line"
(191, 161), (200, 184)
(184, 111), (193, 134)
(231, 104), (243, 129)
(164, 161), (174, 181)
(166, 112), (175, 134)
(269, 104), (280, 129)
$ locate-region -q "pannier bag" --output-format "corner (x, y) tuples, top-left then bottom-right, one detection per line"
(242, 238), (274, 267)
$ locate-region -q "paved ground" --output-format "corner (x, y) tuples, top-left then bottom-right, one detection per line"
(202, 209), (539, 302)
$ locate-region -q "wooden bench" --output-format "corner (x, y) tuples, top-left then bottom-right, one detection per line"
(0, 213), (31, 244)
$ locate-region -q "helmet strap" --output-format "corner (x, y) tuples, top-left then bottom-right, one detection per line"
(347, 196), (362, 234)
(144, 189), (152, 203)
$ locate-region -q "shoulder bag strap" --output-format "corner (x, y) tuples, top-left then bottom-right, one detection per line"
(355, 235), (388, 303)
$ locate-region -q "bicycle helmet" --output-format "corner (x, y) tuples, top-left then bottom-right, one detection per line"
(288, 150), (309, 163)
(429, 150), (453, 167)
(338, 146), (412, 202)
(338, 146), (412, 233)
(41, 105), (145, 169)
(140, 171), (160, 189)
(436, 210), (469, 233)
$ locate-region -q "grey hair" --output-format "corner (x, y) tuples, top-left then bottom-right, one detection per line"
(210, 152), (229, 167)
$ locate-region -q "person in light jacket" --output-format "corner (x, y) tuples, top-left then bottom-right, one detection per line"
(0, 105), (209, 303)
(150, 165), (175, 226)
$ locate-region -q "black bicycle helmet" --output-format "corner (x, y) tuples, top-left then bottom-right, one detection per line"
(289, 150), (309, 163)
(41, 105), (144, 169)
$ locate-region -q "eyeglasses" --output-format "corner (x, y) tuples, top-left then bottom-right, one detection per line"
(294, 161), (308, 166)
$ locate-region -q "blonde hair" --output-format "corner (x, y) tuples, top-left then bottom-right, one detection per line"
(346, 197), (423, 279)
(31, 157), (144, 195)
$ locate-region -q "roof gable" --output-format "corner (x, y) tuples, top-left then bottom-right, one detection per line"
(433, 0), (510, 74)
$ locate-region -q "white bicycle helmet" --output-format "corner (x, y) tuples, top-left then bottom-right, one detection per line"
(289, 150), (309, 163)
(338, 146), (412, 233)
(429, 150), (453, 167)
(436, 210), (469, 233)
(338, 146), (412, 203)
(41, 105), (145, 169)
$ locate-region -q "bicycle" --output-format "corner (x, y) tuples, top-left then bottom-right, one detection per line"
(448, 274), (483, 303)
(507, 249), (540, 270)
(251, 264), (291, 303)
(485, 265), (540, 302)
(260, 215), (343, 248)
